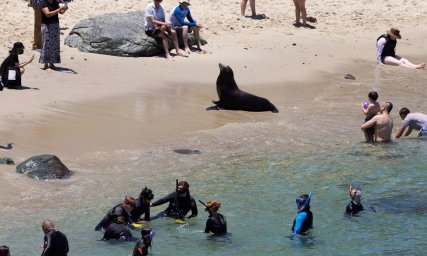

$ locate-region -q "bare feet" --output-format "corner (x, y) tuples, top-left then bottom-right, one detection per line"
(195, 48), (207, 54)
(177, 50), (188, 57)
(184, 48), (191, 54)
(42, 64), (48, 70)
(165, 55), (174, 61)
(48, 64), (57, 70)
(417, 63), (426, 69)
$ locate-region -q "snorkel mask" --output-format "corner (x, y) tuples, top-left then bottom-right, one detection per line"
(295, 192), (312, 209)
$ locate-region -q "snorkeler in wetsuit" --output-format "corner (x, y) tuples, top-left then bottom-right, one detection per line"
(346, 185), (364, 215)
(131, 187), (154, 222)
(290, 193), (313, 240)
(150, 180), (198, 220)
(132, 228), (155, 256)
(95, 196), (136, 240)
(203, 199), (227, 235)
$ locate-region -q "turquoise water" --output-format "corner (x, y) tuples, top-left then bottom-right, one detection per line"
(1, 65), (426, 255)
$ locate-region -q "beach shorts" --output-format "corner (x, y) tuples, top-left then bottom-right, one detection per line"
(418, 125), (427, 137)
(145, 28), (162, 42)
(364, 115), (375, 138)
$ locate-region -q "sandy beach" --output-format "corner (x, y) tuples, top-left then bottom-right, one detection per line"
(0, 1), (426, 255)
(1, 0), (426, 156)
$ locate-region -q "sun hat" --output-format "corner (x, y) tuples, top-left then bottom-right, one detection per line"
(387, 27), (401, 39)
(12, 42), (25, 50)
(179, 1), (191, 6)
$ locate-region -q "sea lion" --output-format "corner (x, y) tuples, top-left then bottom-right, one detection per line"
(210, 63), (279, 113)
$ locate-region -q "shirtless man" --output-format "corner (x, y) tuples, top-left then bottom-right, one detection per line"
(361, 102), (393, 142)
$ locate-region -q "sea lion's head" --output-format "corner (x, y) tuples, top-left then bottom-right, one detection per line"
(218, 63), (235, 81)
(217, 63), (237, 92)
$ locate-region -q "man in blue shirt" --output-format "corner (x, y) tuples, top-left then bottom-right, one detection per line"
(168, 1), (204, 54)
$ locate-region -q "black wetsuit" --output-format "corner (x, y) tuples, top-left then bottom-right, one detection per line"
(102, 223), (133, 240)
(132, 239), (149, 256)
(151, 191), (198, 219)
(41, 229), (69, 256)
(346, 201), (364, 215)
(131, 198), (150, 222)
(95, 204), (131, 231)
(205, 212), (227, 235)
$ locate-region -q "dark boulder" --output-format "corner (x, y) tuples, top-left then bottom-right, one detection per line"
(16, 154), (71, 180)
(64, 11), (206, 57)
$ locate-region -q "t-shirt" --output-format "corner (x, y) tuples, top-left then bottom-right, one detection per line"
(40, 0), (60, 24)
(401, 113), (427, 131)
(144, 3), (165, 30)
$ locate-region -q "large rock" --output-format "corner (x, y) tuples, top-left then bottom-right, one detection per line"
(16, 154), (71, 180)
(64, 11), (206, 57)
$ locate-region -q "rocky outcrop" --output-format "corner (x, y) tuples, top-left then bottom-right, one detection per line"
(64, 11), (206, 57)
(16, 154), (71, 180)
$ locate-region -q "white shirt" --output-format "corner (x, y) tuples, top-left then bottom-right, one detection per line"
(144, 3), (165, 30)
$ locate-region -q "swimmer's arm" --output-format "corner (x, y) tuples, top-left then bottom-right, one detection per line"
(187, 198), (198, 218)
(395, 127), (405, 139)
(404, 127), (413, 136)
(293, 212), (307, 236)
(376, 38), (386, 64)
(361, 118), (376, 130)
(150, 193), (174, 207)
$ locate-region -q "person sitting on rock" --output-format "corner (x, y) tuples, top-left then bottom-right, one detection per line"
(144, 0), (188, 60)
(168, 1), (204, 54)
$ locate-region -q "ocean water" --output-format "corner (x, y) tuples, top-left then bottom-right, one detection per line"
(0, 64), (426, 255)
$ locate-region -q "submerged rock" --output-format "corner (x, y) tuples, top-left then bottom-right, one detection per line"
(0, 157), (14, 165)
(16, 154), (71, 180)
(173, 149), (201, 155)
(65, 11), (206, 57)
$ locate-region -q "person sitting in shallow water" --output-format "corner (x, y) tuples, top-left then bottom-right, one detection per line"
(290, 193), (313, 240)
(95, 196), (136, 232)
(150, 180), (198, 220)
(346, 185), (364, 215)
(131, 187), (154, 222)
(203, 199), (227, 235)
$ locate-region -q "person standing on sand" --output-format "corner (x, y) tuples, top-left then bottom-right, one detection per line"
(293, 0), (308, 27)
(29, 0), (42, 49)
(362, 91), (381, 142)
(361, 102), (393, 142)
(41, 219), (69, 256)
(376, 28), (425, 69)
(395, 107), (427, 139)
(39, 0), (68, 70)
(240, 0), (256, 17)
